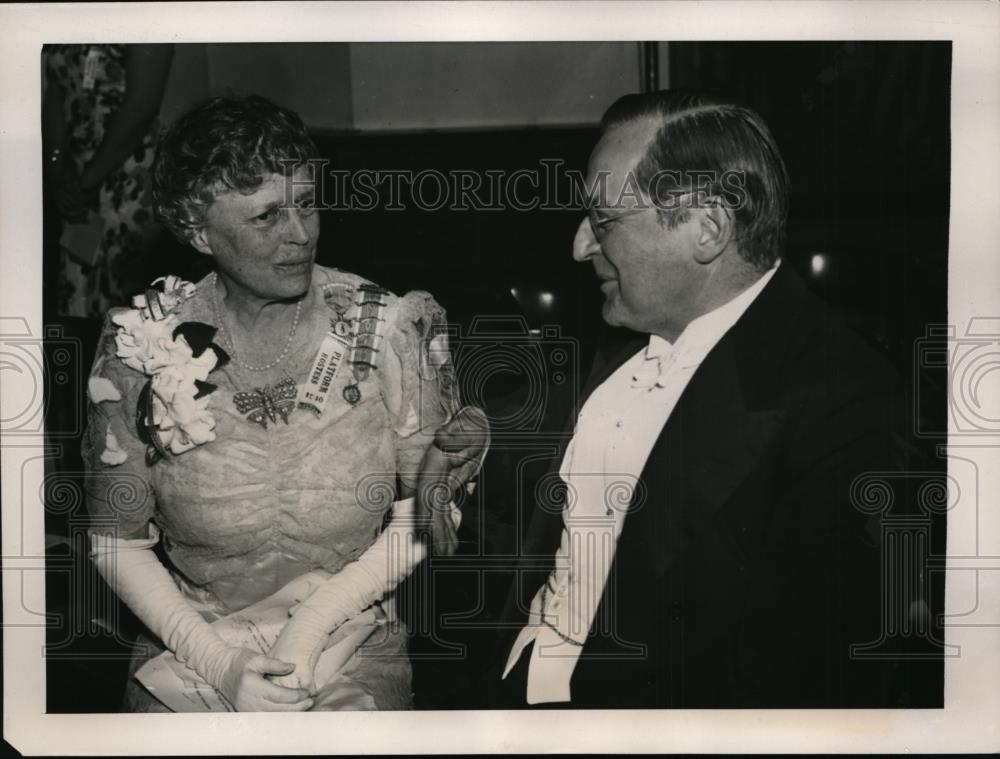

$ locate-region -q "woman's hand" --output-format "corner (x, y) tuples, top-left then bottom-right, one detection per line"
(270, 640), (320, 694)
(268, 596), (337, 696)
(218, 646), (314, 711)
(417, 406), (490, 556)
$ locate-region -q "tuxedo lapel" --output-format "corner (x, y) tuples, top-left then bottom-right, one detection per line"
(573, 323), (789, 706)
(624, 264), (808, 579)
(630, 340), (786, 578)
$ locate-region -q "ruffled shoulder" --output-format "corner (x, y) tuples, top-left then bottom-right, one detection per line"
(384, 290), (447, 367)
(88, 306), (145, 397)
(382, 290), (461, 423)
(308, 268), (458, 425)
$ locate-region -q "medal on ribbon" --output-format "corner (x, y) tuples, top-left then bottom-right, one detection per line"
(342, 284), (388, 406)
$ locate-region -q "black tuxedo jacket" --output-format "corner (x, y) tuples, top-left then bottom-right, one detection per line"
(498, 263), (918, 708)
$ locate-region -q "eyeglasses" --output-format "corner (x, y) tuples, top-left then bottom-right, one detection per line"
(587, 207), (651, 240)
(586, 191), (699, 241)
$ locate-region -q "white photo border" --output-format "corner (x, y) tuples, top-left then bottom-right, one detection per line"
(2, 1), (999, 754)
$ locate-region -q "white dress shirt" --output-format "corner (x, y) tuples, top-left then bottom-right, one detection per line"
(502, 264), (778, 704)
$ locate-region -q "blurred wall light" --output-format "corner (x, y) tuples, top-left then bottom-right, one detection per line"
(810, 253), (827, 276)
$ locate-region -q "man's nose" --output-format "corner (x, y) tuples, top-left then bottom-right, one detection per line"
(285, 208), (312, 245)
(572, 216), (600, 262)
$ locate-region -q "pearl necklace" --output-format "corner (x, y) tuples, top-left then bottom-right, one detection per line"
(210, 271), (304, 372)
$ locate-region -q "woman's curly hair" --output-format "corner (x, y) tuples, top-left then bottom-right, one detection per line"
(152, 95), (320, 241)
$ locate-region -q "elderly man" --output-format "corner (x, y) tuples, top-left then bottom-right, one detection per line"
(496, 90), (914, 708)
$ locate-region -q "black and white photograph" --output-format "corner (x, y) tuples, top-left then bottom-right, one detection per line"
(2, 1), (999, 754)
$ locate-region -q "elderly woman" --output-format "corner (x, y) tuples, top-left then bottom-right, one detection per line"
(82, 95), (486, 712)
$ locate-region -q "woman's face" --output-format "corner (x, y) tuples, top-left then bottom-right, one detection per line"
(191, 167), (319, 303)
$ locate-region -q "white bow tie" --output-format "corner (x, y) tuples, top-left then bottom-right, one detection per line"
(629, 334), (710, 389)
(630, 346), (675, 390)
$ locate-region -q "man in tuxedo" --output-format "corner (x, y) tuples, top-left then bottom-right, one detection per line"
(494, 90), (916, 708)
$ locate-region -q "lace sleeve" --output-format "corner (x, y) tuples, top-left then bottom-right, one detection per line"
(81, 310), (157, 540)
(380, 290), (462, 496)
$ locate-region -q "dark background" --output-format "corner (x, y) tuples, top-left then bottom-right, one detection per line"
(44, 41), (950, 711)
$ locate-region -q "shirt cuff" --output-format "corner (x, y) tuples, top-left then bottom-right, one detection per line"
(526, 628), (578, 704)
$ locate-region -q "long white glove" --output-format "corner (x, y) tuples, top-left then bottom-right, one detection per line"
(90, 526), (314, 711)
(268, 497), (460, 692)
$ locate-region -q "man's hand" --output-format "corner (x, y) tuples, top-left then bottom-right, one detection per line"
(417, 406), (490, 556)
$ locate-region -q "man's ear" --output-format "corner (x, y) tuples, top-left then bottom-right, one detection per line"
(188, 226), (213, 257)
(692, 199), (734, 264)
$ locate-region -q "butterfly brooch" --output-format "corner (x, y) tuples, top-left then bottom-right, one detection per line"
(233, 377), (297, 429)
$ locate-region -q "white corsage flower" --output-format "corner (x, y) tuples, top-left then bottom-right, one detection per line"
(112, 309), (180, 374)
(150, 386), (217, 454)
(149, 345), (220, 454)
(112, 276), (223, 461)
